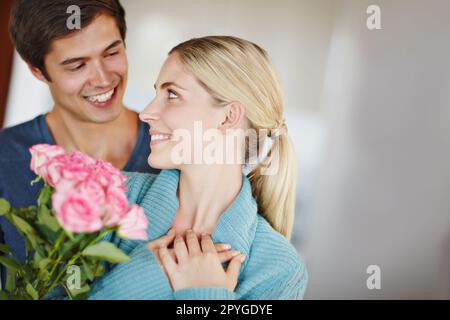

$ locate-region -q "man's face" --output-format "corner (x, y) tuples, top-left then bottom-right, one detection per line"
(42, 14), (128, 123)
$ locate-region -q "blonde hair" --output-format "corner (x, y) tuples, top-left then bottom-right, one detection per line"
(169, 36), (297, 239)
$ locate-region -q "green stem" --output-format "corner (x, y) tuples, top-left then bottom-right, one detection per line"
(48, 231), (65, 260)
(37, 231), (65, 294)
(45, 229), (112, 297)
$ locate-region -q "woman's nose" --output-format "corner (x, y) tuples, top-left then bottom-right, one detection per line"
(139, 100), (160, 123)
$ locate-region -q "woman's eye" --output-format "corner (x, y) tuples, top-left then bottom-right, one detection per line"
(168, 89), (178, 100)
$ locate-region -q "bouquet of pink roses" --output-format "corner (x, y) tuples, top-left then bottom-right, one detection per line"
(0, 144), (148, 300)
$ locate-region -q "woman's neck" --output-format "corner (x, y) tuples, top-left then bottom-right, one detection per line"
(173, 165), (243, 236)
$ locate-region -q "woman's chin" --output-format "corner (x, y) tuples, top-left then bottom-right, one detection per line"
(147, 155), (175, 171)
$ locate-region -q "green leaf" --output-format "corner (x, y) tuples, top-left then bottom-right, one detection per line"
(0, 244), (12, 254)
(5, 270), (16, 293)
(82, 241), (130, 263)
(0, 256), (22, 271)
(65, 230), (75, 241)
(33, 250), (43, 265)
(93, 261), (105, 277)
(37, 184), (52, 206)
(0, 198), (10, 216)
(59, 233), (86, 259)
(11, 215), (45, 257)
(38, 258), (53, 271)
(21, 264), (33, 281)
(37, 267), (51, 283)
(36, 223), (60, 244)
(70, 283), (90, 300)
(38, 205), (60, 232)
(15, 206), (37, 221)
(11, 215), (35, 237)
(11, 293), (29, 300)
(36, 205), (61, 244)
(81, 258), (95, 281)
(26, 283), (39, 300)
(0, 290), (8, 300)
(79, 233), (99, 251)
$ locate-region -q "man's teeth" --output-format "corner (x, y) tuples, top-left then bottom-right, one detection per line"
(152, 134), (171, 141)
(85, 89), (114, 103)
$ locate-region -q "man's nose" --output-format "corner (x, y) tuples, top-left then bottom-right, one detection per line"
(90, 61), (113, 88)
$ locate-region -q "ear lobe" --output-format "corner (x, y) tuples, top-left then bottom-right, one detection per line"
(220, 101), (246, 132)
(27, 63), (49, 83)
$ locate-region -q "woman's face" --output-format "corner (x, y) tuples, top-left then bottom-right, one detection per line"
(139, 52), (227, 169)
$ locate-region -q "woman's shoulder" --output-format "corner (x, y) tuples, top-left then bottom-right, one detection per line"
(238, 216), (308, 299)
(245, 216), (308, 298)
(253, 216), (304, 265)
(122, 171), (159, 204)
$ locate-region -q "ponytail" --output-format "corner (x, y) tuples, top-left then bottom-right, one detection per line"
(249, 130), (297, 239)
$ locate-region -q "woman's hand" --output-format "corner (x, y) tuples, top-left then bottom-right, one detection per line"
(146, 229), (241, 265)
(158, 230), (246, 292)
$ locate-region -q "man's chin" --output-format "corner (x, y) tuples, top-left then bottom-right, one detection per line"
(76, 102), (122, 124)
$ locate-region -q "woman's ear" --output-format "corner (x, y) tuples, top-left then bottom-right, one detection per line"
(219, 101), (246, 133)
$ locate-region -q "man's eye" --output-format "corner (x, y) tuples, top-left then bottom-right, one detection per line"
(107, 51), (119, 57)
(70, 64), (85, 72)
(168, 89), (178, 99)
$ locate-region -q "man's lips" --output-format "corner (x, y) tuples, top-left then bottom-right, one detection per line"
(83, 85), (119, 108)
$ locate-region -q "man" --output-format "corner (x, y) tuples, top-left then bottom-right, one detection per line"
(0, 0), (159, 279)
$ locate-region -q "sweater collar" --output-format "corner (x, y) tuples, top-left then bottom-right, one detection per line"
(145, 169), (258, 259)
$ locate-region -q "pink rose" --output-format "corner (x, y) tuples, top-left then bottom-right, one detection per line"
(71, 151), (97, 167)
(102, 187), (129, 227)
(45, 154), (91, 190)
(29, 144), (65, 178)
(93, 160), (127, 191)
(52, 189), (104, 233)
(77, 178), (106, 206)
(118, 205), (148, 240)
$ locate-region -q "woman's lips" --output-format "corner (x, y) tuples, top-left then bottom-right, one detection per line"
(150, 131), (172, 145)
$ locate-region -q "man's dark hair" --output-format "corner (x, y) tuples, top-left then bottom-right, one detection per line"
(9, 0), (127, 81)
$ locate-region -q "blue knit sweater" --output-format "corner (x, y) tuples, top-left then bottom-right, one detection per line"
(87, 170), (308, 300)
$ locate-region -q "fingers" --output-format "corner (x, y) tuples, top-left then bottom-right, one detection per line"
(215, 243), (232, 252)
(173, 234), (189, 263)
(226, 254), (246, 285)
(218, 250), (241, 263)
(200, 234), (217, 254)
(159, 246), (177, 274)
(185, 230), (201, 255)
(147, 229), (176, 251)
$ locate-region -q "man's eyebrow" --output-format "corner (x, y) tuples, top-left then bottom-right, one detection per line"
(104, 40), (123, 52)
(154, 81), (186, 91)
(59, 40), (123, 66)
(60, 57), (85, 66)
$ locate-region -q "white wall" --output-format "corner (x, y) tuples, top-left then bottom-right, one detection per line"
(5, 52), (52, 127)
(303, 0), (450, 299)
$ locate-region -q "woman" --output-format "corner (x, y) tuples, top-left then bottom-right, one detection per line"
(88, 36), (307, 299)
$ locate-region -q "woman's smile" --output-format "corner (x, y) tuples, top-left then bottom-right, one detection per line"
(150, 129), (173, 145)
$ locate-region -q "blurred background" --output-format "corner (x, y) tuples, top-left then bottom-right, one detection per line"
(1, 0), (449, 299)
